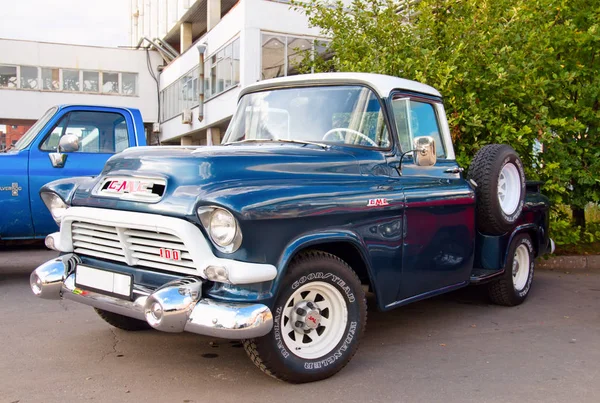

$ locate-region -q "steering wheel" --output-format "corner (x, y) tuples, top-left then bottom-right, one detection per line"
(322, 128), (378, 147)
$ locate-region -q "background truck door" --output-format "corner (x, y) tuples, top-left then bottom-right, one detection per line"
(28, 107), (134, 236)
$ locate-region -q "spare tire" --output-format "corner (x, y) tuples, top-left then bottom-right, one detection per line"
(467, 144), (526, 235)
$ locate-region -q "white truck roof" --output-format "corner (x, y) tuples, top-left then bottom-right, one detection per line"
(240, 72), (442, 99)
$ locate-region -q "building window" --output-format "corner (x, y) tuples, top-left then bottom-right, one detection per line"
(0, 64), (137, 95)
(83, 71), (99, 92)
(160, 66), (200, 122)
(0, 65), (17, 88)
(261, 33), (332, 80)
(20, 66), (39, 89)
(102, 72), (119, 93)
(261, 35), (285, 79)
(63, 69), (80, 91)
(205, 37), (241, 98)
(122, 73), (137, 95)
(42, 68), (60, 91)
(287, 37), (313, 76)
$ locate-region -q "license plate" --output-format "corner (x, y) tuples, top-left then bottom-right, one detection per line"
(75, 265), (133, 299)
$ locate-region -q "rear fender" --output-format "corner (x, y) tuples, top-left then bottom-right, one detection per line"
(474, 224), (539, 271)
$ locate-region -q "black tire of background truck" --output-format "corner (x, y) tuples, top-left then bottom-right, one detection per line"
(243, 250), (367, 383)
(94, 308), (152, 331)
(467, 144), (526, 235)
(488, 233), (535, 306)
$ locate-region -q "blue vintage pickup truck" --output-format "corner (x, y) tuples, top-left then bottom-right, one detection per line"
(0, 105), (146, 240)
(30, 73), (553, 383)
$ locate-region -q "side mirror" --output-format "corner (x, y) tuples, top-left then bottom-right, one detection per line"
(413, 136), (437, 167)
(58, 134), (80, 153)
(49, 134), (80, 168)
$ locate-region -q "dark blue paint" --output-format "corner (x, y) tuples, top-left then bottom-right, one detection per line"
(0, 105), (145, 240)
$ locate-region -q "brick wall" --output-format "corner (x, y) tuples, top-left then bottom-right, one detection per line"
(0, 125), (31, 150)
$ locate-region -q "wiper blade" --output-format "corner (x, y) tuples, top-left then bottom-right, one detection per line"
(224, 138), (329, 149)
(275, 139), (329, 149)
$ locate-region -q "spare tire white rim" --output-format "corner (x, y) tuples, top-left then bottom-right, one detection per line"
(498, 163), (521, 215)
(281, 281), (348, 360)
(512, 244), (530, 291)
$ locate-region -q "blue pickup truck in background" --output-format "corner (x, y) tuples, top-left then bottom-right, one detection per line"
(0, 105), (146, 240)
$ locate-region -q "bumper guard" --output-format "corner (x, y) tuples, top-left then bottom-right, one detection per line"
(30, 257), (273, 339)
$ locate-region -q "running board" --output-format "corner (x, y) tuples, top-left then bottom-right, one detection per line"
(470, 268), (504, 284)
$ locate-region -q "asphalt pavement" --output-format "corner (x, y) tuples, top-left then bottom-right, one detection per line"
(1, 245), (599, 403)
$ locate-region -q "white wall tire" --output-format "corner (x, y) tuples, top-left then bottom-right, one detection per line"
(243, 250), (367, 383)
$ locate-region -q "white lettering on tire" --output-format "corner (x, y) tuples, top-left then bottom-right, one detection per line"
(273, 306), (290, 358)
(517, 238), (534, 298)
(304, 321), (357, 370)
(292, 272), (355, 302)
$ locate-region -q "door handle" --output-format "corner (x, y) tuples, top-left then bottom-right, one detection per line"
(444, 167), (464, 174)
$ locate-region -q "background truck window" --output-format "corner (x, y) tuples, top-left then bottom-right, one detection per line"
(40, 111), (129, 153)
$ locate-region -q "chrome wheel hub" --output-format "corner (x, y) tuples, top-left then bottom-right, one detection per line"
(291, 301), (322, 332)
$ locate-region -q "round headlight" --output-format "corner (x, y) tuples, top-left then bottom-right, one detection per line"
(40, 192), (68, 224)
(209, 209), (237, 247)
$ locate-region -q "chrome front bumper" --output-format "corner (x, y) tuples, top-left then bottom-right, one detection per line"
(30, 257), (273, 339)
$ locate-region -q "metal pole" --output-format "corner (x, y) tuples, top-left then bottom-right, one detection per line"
(196, 43), (207, 122)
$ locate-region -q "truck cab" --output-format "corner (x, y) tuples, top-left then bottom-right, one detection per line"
(0, 105), (146, 240)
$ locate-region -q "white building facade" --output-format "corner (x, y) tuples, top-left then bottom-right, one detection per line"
(130, 0), (328, 145)
(0, 39), (162, 129)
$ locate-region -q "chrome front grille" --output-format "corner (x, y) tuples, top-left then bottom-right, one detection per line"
(71, 221), (197, 275)
(124, 229), (196, 273)
(71, 222), (126, 263)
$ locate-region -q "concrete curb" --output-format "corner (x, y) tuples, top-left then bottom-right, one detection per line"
(537, 255), (600, 271)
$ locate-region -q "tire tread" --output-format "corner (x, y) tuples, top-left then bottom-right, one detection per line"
(468, 144), (524, 234)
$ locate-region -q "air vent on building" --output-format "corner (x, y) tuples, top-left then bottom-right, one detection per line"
(181, 109), (193, 124)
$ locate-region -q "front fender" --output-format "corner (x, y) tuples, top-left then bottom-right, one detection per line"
(271, 229), (377, 299)
(40, 176), (95, 205)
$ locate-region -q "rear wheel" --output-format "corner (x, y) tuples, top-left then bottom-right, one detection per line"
(488, 234), (535, 306)
(243, 251), (367, 383)
(94, 308), (151, 331)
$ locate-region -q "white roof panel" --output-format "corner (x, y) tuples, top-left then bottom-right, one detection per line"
(240, 72), (442, 99)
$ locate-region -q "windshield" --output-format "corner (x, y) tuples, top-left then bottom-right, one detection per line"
(10, 106), (58, 152)
(223, 85), (390, 148)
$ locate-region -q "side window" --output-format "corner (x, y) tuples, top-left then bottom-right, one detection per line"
(40, 111), (129, 153)
(391, 97), (446, 158)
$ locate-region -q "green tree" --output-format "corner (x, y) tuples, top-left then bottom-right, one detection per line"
(295, 0), (600, 236)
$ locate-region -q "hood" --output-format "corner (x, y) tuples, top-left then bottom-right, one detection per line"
(71, 144), (362, 213)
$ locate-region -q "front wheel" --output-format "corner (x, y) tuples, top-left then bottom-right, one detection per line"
(488, 234), (535, 306)
(243, 251), (367, 383)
